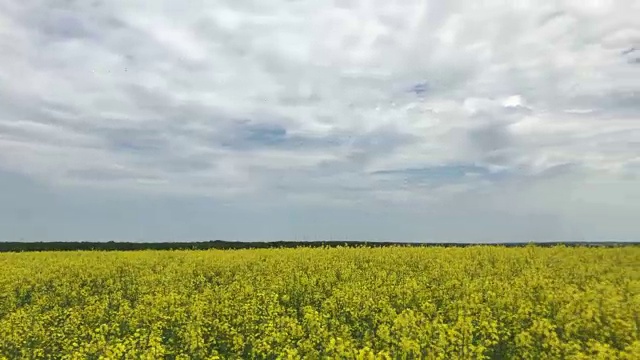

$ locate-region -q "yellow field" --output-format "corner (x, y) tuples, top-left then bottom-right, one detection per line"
(1, 246), (639, 359)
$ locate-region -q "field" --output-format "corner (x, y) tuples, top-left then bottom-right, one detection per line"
(1, 246), (639, 359)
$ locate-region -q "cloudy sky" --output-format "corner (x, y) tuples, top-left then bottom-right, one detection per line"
(0, 0), (638, 242)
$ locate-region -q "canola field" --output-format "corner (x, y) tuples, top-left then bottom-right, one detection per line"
(1, 246), (639, 359)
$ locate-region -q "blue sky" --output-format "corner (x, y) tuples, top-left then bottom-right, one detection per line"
(0, 0), (638, 242)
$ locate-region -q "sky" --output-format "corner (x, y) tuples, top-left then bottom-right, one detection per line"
(0, 0), (639, 242)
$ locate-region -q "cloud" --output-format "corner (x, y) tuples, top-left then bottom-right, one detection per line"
(0, 0), (638, 240)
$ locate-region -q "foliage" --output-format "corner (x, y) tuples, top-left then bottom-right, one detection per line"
(1, 240), (634, 252)
(1, 246), (639, 359)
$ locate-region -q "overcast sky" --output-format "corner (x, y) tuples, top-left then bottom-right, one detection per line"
(0, 0), (638, 242)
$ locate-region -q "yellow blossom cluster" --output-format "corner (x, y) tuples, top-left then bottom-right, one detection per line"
(1, 246), (639, 359)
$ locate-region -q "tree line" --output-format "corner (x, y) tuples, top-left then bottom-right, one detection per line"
(0, 240), (637, 252)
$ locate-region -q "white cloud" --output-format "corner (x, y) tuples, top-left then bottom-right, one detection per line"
(0, 0), (638, 240)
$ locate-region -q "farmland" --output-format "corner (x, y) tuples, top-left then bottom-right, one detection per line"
(1, 246), (639, 359)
